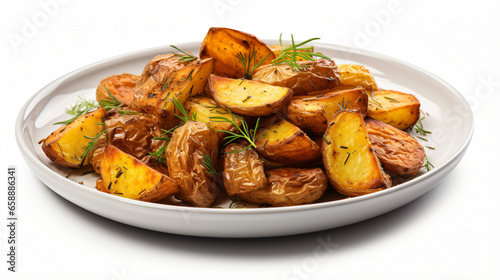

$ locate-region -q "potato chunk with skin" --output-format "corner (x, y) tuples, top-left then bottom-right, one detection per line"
(255, 116), (321, 165)
(322, 110), (391, 196)
(135, 54), (192, 87)
(239, 167), (328, 206)
(223, 143), (267, 196)
(287, 87), (369, 135)
(184, 95), (242, 145)
(132, 58), (215, 129)
(365, 118), (425, 177)
(207, 75), (292, 116)
(41, 107), (106, 168)
(337, 64), (378, 90)
(367, 90), (420, 130)
(99, 145), (178, 202)
(252, 58), (342, 95)
(199, 27), (276, 78)
(96, 73), (139, 106)
(166, 121), (219, 207)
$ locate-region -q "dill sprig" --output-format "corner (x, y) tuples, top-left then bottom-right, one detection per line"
(272, 34), (330, 71)
(80, 128), (106, 167)
(149, 145), (167, 165)
(236, 46), (272, 79)
(210, 109), (260, 153)
(172, 98), (197, 123)
(201, 152), (218, 176)
(170, 45), (198, 62)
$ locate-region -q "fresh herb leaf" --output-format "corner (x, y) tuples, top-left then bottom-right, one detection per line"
(272, 34), (330, 71)
(170, 45), (198, 62)
(54, 96), (98, 125)
(414, 116), (432, 136)
(236, 46), (272, 79)
(369, 88), (383, 108)
(211, 109), (260, 153)
(201, 152), (218, 175)
(80, 128), (106, 167)
(423, 155), (434, 171)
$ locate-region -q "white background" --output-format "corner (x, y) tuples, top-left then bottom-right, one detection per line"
(1, 0), (499, 279)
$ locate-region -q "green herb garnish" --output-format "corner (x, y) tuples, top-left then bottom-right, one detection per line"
(236, 46), (272, 79)
(80, 128), (106, 167)
(210, 109), (260, 153)
(170, 45), (198, 62)
(423, 155), (434, 171)
(272, 34), (330, 71)
(201, 152), (218, 176)
(414, 116), (432, 136)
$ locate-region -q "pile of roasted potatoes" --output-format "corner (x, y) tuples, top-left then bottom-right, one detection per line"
(40, 27), (428, 208)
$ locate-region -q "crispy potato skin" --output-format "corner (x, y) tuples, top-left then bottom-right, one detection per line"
(199, 27), (276, 78)
(223, 143), (267, 196)
(132, 58), (215, 129)
(365, 118), (425, 177)
(322, 110), (391, 196)
(99, 145), (178, 202)
(252, 58), (342, 95)
(240, 167), (328, 206)
(367, 90), (420, 130)
(184, 95), (241, 145)
(135, 54), (192, 87)
(41, 107), (106, 168)
(207, 75), (292, 116)
(165, 121), (219, 207)
(337, 64), (378, 90)
(96, 73), (139, 106)
(287, 87), (369, 135)
(255, 116), (321, 165)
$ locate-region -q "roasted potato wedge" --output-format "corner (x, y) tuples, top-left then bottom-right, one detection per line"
(322, 110), (391, 196)
(99, 145), (178, 201)
(255, 116), (321, 165)
(337, 64), (378, 90)
(367, 90), (421, 130)
(41, 107), (106, 168)
(199, 27), (275, 78)
(132, 58), (215, 129)
(365, 118), (425, 177)
(165, 121), (219, 207)
(184, 95), (242, 144)
(135, 54), (192, 87)
(207, 75), (292, 116)
(96, 73), (139, 106)
(252, 58), (342, 95)
(268, 44), (315, 61)
(240, 167), (328, 206)
(223, 143), (267, 196)
(287, 87), (369, 135)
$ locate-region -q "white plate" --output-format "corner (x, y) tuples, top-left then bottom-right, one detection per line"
(16, 41), (473, 238)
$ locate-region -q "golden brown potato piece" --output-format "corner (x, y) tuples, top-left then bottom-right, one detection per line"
(337, 64), (378, 90)
(255, 116), (321, 165)
(207, 75), (292, 116)
(41, 107), (106, 168)
(322, 110), (391, 196)
(268, 44), (315, 62)
(96, 73), (139, 106)
(286, 87), (368, 135)
(99, 145), (178, 202)
(184, 95), (242, 144)
(132, 58), (215, 129)
(239, 167), (328, 206)
(223, 143), (267, 196)
(135, 54), (193, 87)
(199, 27), (276, 78)
(252, 58), (342, 95)
(367, 90), (421, 130)
(365, 118), (425, 177)
(165, 121), (219, 207)
(105, 114), (165, 163)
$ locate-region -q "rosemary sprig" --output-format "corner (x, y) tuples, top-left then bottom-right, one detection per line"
(149, 144), (167, 165)
(384, 96), (400, 103)
(210, 109), (260, 153)
(236, 46), (272, 79)
(414, 116), (432, 136)
(369, 88), (383, 108)
(172, 98), (197, 123)
(201, 152), (218, 175)
(54, 96), (97, 125)
(80, 128), (106, 167)
(170, 45), (198, 62)
(423, 155), (434, 171)
(272, 34), (330, 71)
